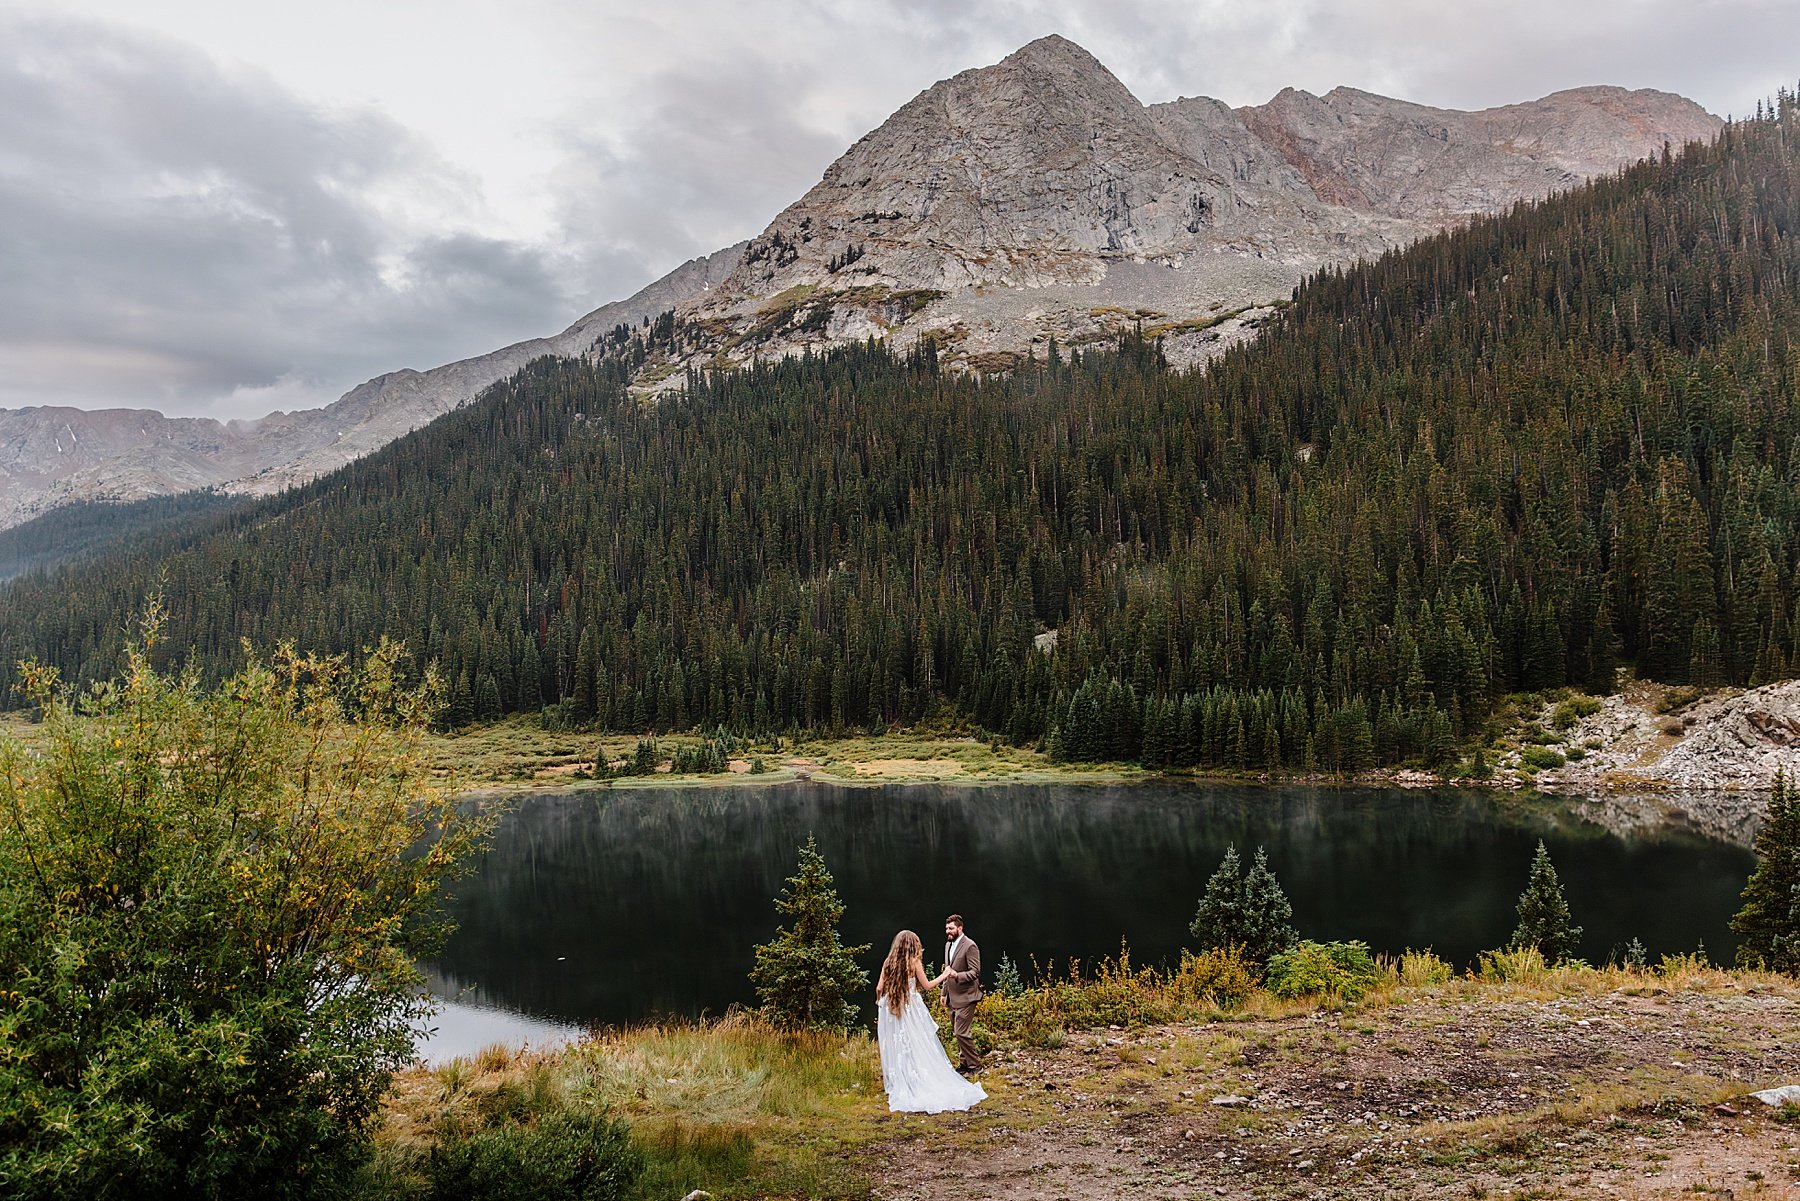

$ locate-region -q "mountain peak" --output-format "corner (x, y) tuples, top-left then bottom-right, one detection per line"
(1000, 33), (1109, 73)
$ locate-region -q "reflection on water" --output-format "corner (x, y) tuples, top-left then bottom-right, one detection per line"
(424, 782), (1754, 1031)
(413, 967), (585, 1065)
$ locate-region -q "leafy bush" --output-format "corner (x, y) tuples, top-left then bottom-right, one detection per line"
(423, 1111), (641, 1201)
(978, 949), (1178, 1044)
(1264, 941), (1380, 1001)
(1551, 696), (1602, 730)
(1478, 944), (1551, 983)
(1519, 746), (1566, 770)
(1394, 948), (1453, 987)
(0, 622), (487, 1201)
(1171, 946), (1255, 1009)
(1655, 686), (1702, 714)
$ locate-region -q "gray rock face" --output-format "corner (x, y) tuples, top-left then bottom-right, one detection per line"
(679, 36), (1718, 375)
(0, 34), (1721, 526)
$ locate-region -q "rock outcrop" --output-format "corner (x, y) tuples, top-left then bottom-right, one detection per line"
(673, 36), (1718, 378)
(0, 35), (1720, 526)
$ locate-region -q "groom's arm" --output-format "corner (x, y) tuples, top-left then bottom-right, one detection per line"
(954, 943), (981, 984)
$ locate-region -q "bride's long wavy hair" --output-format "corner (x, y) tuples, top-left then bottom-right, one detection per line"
(877, 929), (924, 1017)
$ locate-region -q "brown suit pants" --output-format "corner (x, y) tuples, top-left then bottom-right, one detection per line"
(949, 1000), (980, 1070)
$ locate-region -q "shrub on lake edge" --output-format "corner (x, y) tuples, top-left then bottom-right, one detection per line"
(0, 612), (489, 1201)
(1265, 941), (1381, 1001)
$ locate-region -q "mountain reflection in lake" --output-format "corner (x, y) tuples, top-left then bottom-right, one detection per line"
(424, 782), (1753, 1031)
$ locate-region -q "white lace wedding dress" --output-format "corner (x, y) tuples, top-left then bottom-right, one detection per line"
(876, 987), (987, 1113)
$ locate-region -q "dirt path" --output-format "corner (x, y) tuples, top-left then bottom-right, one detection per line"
(867, 983), (1800, 1199)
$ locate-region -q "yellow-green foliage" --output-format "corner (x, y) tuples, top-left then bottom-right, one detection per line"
(977, 946), (1254, 1048)
(1264, 940), (1381, 1001)
(1478, 944), (1553, 983)
(0, 615), (490, 1199)
(1551, 695), (1603, 729)
(1393, 948), (1454, 987)
(376, 1016), (879, 1200)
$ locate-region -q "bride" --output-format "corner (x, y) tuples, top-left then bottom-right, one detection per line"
(875, 930), (987, 1113)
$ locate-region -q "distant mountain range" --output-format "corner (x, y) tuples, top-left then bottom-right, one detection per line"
(0, 35), (1719, 528)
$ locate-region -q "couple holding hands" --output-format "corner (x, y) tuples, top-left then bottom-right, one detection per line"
(874, 914), (987, 1113)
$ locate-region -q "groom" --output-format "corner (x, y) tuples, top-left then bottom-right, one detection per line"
(943, 914), (983, 1075)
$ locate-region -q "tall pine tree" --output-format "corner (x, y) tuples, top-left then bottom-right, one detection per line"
(1731, 771), (1800, 972)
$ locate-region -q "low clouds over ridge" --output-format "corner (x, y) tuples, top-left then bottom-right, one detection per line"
(0, 14), (573, 418)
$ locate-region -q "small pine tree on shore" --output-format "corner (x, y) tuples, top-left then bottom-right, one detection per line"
(751, 837), (870, 1031)
(1732, 771), (1800, 972)
(1512, 841), (1583, 962)
(1190, 844), (1298, 967)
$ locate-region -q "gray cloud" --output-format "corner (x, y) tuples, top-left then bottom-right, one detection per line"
(0, 13), (573, 418)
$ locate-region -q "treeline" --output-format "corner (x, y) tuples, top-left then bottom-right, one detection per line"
(5, 96), (1800, 768)
(0, 491), (236, 582)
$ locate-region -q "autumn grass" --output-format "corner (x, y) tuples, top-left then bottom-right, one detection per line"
(368, 958), (1800, 1198)
(374, 1013), (881, 1199)
(420, 714), (1144, 791)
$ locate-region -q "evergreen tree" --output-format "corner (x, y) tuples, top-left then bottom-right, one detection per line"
(750, 837), (871, 1031)
(1731, 771), (1800, 972)
(1190, 844), (1245, 951)
(1190, 844), (1298, 967)
(1511, 841), (1583, 962)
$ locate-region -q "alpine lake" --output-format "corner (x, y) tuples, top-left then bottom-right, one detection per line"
(414, 780), (1755, 1062)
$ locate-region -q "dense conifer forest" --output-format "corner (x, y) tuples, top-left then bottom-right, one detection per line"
(4, 96), (1800, 769)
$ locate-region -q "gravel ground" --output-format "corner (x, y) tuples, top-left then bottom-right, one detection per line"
(869, 978), (1800, 1200)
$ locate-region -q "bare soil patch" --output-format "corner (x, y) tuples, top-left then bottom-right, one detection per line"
(866, 982), (1800, 1200)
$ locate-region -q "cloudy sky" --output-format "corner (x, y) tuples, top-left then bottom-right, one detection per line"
(4, 0), (1796, 420)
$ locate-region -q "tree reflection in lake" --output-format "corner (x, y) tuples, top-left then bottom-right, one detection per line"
(427, 782), (1753, 1028)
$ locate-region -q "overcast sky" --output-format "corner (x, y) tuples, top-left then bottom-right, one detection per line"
(4, 0), (1797, 420)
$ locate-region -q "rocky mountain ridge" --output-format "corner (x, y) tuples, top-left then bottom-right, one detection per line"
(669, 36), (1717, 379)
(0, 35), (1719, 527)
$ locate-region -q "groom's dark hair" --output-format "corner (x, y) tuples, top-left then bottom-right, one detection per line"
(946, 914), (964, 928)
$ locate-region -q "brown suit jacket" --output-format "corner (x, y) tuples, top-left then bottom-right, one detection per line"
(943, 935), (982, 1008)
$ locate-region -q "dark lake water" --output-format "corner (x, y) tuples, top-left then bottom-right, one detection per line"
(416, 781), (1755, 1049)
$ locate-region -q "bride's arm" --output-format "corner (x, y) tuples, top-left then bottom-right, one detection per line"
(915, 962), (947, 990)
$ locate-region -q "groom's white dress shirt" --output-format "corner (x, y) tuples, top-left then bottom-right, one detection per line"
(945, 934), (964, 974)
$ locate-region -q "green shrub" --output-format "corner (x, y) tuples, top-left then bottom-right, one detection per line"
(1171, 946), (1255, 1010)
(1395, 948), (1453, 987)
(0, 623), (487, 1201)
(1478, 944), (1551, 983)
(1655, 686), (1702, 714)
(1265, 941), (1380, 1001)
(424, 1111), (641, 1201)
(1519, 746), (1566, 770)
(1551, 696), (1602, 730)
(1565, 747), (1586, 762)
